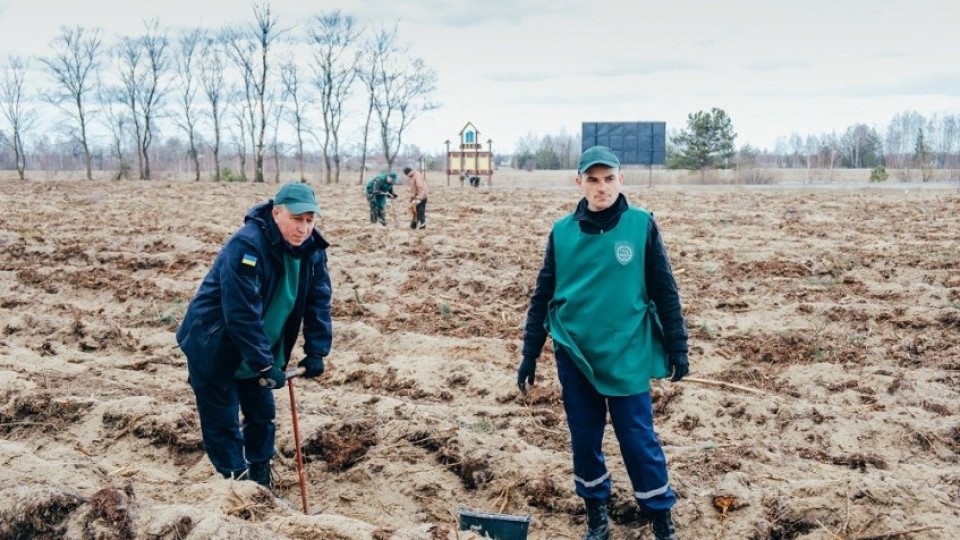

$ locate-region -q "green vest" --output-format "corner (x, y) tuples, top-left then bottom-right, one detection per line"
(546, 207), (668, 396)
(236, 253), (300, 379)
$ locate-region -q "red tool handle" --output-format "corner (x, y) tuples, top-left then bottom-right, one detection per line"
(288, 378), (309, 514)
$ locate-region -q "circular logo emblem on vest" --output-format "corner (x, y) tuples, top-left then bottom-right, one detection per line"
(614, 241), (634, 265)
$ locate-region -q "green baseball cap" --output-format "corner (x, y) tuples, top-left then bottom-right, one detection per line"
(578, 146), (621, 174)
(274, 182), (319, 215)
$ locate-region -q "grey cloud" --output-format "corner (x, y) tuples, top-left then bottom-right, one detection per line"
(587, 60), (703, 77)
(845, 74), (960, 97)
(742, 60), (813, 71)
(391, 0), (557, 28)
(485, 70), (558, 83)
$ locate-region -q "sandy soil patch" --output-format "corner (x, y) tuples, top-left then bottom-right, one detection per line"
(1, 178), (958, 539)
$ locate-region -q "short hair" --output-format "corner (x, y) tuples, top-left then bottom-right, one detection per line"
(402, 166), (413, 176)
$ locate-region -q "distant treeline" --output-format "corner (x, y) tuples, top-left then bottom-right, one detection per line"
(510, 109), (960, 182)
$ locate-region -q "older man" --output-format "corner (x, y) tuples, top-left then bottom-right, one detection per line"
(177, 182), (333, 488)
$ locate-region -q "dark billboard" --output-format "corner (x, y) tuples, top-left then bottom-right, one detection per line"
(581, 121), (666, 165)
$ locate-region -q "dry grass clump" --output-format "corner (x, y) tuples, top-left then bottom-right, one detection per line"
(304, 419), (379, 472)
(0, 488), (85, 538)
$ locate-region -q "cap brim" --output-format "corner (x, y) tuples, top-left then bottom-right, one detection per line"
(578, 159), (620, 174)
(284, 203), (319, 215)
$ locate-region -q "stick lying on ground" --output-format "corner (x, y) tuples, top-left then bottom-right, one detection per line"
(683, 377), (768, 396)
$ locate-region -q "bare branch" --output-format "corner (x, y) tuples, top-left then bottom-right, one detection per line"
(40, 26), (103, 180)
(308, 10), (362, 184)
(1, 55), (38, 179)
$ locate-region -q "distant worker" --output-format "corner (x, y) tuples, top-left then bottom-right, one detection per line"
(403, 166), (428, 229)
(461, 169), (480, 188)
(177, 182), (332, 489)
(517, 146), (688, 540)
(365, 172), (398, 226)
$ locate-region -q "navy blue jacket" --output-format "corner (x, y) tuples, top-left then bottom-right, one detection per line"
(177, 201), (333, 389)
(522, 194), (688, 359)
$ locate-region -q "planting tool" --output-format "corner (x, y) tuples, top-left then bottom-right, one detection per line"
(282, 366), (310, 514)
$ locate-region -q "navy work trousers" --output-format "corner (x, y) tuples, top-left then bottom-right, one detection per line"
(556, 347), (676, 511)
(190, 375), (277, 477)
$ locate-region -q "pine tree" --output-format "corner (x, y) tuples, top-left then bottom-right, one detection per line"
(914, 127), (933, 181)
(668, 108), (737, 180)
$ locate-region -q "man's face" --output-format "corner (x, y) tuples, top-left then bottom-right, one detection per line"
(272, 206), (315, 246)
(576, 165), (623, 211)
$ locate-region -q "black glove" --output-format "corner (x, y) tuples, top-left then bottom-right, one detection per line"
(668, 352), (689, 382)
(258, 366), (286, 389)
(390, 193), (398, 199)
(298, 355), (325, 379)
(517, 356), (537, 393)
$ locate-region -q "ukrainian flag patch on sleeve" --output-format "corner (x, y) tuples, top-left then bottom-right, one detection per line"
(238, 253), (258, 276)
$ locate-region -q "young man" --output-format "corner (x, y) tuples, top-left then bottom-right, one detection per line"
(177, 182), (333, 488)
(517, 146), (689, 540)
(365, 172), (398, 226)
(403, 166), (428, 229)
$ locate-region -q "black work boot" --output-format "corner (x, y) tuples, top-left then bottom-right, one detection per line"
(247, 462), (273, 489)
(581, 498), (610, 540)
(648, 509), (678, 540)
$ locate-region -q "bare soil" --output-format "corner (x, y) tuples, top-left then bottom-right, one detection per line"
(0, 177), (958, 539)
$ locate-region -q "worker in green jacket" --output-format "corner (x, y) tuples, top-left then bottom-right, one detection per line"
(365, 172), (398, 226)
(517, 146), (689, 540)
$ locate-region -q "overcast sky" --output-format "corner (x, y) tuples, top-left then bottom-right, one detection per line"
(1, 0), (957, 154)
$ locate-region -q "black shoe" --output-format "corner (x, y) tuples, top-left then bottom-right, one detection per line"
(581, 498), (610, 540)
(248, 462), (273, 489)
(648, 510), (678, 540)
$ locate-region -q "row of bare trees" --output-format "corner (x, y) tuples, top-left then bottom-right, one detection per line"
(764, 111), (960, 179)
(0, 2), (439, 183)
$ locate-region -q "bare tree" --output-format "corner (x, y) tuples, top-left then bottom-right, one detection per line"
(176, 28), (204, 181)
(928, 113), (958, 169)
(1, 55), (37, 179)
(40, 26), (102, 180)
(308, 11), (361, 184)
(787, 132), (804, 169)
(885, 110), (925, 179)
(356, 25), (398, 184)
(136, 21), (171, 181)
(818, 132), (840, 182)
(115, 20), (171, 180)
(268, 87), (287, 183)
(222, 3), (288, 183)
(228, 102), (249, 181)
(222, 29), (256, 181)
(114, 38), (145, 179)
(372, 54), (439, 169)
(97, 84), (133, 180)
(280, 60), (311, 182)
(803, 134), (819, 180)
(199, 38), (227, 182)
